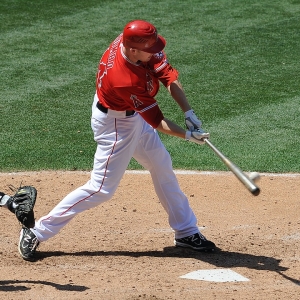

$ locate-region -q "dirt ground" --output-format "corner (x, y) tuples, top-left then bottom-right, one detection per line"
(0, 171), (299, 300)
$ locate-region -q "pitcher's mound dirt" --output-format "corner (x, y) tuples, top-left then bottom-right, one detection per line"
(0, 171), (299, 299)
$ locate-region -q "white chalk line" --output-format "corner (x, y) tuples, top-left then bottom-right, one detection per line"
(127, 170), (300, 177)
(0, 170), (299, 177)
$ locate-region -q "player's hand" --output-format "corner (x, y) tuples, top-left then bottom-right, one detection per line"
(185, 129), (209, 145)
(185, 109), (202, 130)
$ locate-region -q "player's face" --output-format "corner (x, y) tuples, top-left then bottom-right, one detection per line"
(135, 50), (153, 62)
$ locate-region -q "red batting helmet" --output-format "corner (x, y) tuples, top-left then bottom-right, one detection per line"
(122, 20), (166, 53)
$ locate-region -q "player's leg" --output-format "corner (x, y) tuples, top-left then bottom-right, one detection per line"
(19, 97), (144, 260)
(132, 123), (198, 237)
(132, 121), (215, 251)
(32, 100), (143, 242)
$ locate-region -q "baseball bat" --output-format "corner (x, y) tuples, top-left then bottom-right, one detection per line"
(204, 139), (260, 196)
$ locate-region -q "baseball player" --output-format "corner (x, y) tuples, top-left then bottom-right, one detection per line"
(18, 20), (216, 261)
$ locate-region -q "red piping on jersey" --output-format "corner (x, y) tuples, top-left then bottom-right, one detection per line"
(41, 119), (118, 220)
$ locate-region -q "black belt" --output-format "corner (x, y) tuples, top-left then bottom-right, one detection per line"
(96, 102), (135, 116)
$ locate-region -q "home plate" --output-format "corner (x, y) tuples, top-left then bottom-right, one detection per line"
(180, 269), (250, 282)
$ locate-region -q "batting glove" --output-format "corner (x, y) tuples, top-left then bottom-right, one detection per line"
(186, 129), (209, 145)
(185, 109), (202, 131)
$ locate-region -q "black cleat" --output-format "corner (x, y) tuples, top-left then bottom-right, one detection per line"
(18, 227), (39, 261)
(174, 232), (216, 251)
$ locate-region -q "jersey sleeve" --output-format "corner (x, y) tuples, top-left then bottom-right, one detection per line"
(150, 51), (179, 87)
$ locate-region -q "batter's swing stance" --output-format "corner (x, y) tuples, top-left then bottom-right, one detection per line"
(16, 20), (216, 261)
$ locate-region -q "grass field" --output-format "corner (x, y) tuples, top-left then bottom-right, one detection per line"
(0, 0), (299, 172)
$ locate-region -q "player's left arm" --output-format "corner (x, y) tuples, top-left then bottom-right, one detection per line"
(167, 80), (191, 112)
(152, 52), (203, 131)
(167, 80), (203, 131)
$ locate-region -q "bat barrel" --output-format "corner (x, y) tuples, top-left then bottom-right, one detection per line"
(204, 139), (260, 196)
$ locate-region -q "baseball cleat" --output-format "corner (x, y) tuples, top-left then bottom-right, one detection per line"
(18, 227), (39, 261)
(174, 232), (216, 251)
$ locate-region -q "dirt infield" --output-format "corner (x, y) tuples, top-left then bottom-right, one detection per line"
(0, 171), (299, 299)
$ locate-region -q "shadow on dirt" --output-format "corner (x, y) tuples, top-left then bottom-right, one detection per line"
(36, 246), (300, 286)
(0, 280), (89, 292)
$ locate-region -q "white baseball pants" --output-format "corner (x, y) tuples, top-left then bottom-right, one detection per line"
(32, 94), (199, 242)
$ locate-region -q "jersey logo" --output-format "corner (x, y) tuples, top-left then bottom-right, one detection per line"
(130, 95), (143, 108)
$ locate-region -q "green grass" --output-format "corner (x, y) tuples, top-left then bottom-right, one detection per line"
(0, 0), (299, 172)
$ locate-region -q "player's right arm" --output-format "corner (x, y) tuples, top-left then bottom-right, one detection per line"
(156, 118), (186, 139)
(156, 118), (209, 145)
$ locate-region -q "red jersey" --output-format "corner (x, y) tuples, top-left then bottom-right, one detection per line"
(96, 34), (179, 128)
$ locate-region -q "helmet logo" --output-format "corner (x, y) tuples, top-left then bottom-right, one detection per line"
(153, 51), (164, 60)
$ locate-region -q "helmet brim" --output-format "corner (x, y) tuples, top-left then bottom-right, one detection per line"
(143, 35), (166, 53)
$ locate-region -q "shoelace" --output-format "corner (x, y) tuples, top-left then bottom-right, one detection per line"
(23, 230), (39, 250)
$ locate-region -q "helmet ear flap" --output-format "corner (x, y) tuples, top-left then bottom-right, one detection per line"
(123, 20), (166, 53)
